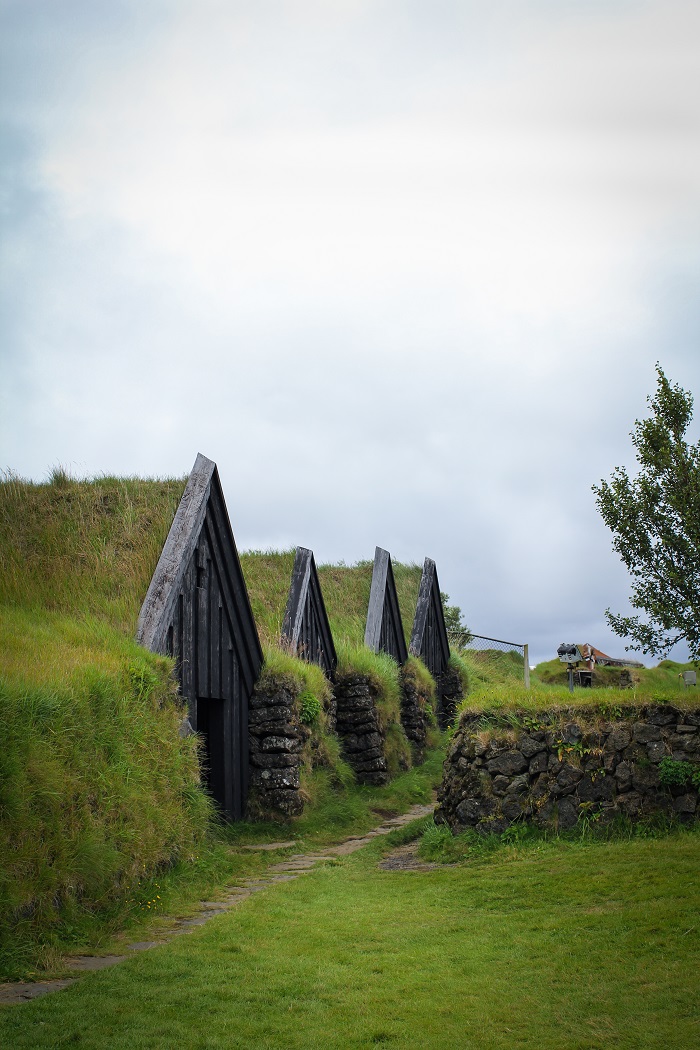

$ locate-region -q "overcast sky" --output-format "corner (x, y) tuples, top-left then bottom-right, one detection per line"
(2, 0), (699, 666)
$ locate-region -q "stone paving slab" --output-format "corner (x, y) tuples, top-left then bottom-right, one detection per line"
(0, 800), (434, 1006)
(62, 956), (127, 972)
(378, 844), (440, 871)
(241, 841), (297, 851)
(0, 980), (76, 1004)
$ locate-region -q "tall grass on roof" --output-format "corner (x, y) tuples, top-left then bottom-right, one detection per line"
(0, 469), (185, 634)
(319, 559), (423, 650)
(239, 550), (297, 647)
(239, 551), (423, 652)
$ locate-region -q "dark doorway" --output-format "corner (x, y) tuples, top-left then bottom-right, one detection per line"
(196, 688), (247, 820)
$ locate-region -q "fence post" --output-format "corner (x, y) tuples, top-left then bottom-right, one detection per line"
(523, 644), (530, 689)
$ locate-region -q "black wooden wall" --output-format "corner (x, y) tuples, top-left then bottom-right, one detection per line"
(281, 547), (337, 677)
(137, 454), (262, 821)
(409, 557), (450, 678)
(364, 547), (408, 664)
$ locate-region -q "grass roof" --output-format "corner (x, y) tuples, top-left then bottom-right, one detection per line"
(0, 471), (186, 636)
(239, 551), (423, 650)
(0, 472), (424, 684)
(0, 472), (187, 688)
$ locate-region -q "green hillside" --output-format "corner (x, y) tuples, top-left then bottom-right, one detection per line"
(451, 653), (700, 720)
(0, 471), (185, 636)
(240, 551), (422, 650)
(0, 471), (436, 977)
(0, 472), (210, 977)
(534, 656), (698, 697)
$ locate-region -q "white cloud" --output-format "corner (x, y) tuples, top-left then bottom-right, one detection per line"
(2, 0), (699, 664)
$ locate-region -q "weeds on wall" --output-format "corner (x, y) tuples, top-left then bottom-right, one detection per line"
(402, 655), (436, 706)
(335, 642), (417, 774)
(416, 811), (700, 866)
(658, 758), (700, 790)
(447, 650), (470, 694)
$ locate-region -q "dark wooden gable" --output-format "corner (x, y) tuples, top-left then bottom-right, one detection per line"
(137, 453), (262, 821)
(409, 557), (450, 677)
(281, 547), (337, 677)
(364, 547), (408, 664)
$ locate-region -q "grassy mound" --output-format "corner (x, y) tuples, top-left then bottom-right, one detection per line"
(535, 656), (697, 695)
(0, 472), (442, 975)
(0, 470), (185, 635)
(0, 472), (208, 977)
(453, 652), (700, 725)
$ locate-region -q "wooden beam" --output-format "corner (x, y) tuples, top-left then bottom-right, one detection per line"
(364, 547), (390, 652)
(282, 547), (313, 647)
(137, 453), (214, 653)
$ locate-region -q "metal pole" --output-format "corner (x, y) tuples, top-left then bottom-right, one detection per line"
(568, 664), (574, 693)
(523, 644), (530, 689)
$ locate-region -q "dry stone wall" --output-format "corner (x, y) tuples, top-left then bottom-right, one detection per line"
(436, 705), (700, 834)
(333, 674), (389, 785)
(247, 676), (309, 818)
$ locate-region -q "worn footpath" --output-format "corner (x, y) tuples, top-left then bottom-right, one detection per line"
(0, 802), (434, 1007)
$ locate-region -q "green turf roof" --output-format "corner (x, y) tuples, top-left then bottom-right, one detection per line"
(0, 473), (423, 656)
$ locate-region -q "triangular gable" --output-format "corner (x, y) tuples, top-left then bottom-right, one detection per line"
(137, 453), (263, 820)
(281, 546), (337, 677)
(364, 547), (408, 664)
(409, 557), (450, 677)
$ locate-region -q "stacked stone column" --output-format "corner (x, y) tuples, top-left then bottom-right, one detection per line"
(399, 669), (429, 760)
(247, 676), (309, 817)
(333, 674), (389, 785)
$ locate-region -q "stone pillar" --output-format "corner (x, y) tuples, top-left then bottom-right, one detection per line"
(399, 668), (429, 760)
(247, 676), (309, 818)
(333, 674), (389, 785)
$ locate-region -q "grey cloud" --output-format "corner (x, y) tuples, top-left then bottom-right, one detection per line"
(2, 0), (699, 669)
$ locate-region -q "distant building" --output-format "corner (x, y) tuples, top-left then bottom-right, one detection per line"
(576, 643), (643, 670)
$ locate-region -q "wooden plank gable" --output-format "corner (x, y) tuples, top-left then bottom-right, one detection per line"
(282, 546), (337, 677)
(364, 547), (408, 664)
(137, 453), (262, 820)
(409, 557), (450, 677)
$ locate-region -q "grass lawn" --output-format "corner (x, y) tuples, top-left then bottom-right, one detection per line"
(2, 829), (698, 1049)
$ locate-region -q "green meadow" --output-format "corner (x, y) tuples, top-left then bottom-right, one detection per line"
(2, 469), (699, 1048)
(1, 824), (698, 1049)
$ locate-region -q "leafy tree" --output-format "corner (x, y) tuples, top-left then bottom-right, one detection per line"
(440, 591), (473, 647)
(593, 365), (700, 662)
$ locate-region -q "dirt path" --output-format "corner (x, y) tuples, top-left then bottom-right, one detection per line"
(0, 802), (434, 1007)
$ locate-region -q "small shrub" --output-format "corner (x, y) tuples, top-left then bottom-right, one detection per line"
(418, 819), (462, 863)
(299, 690), (321, 726)
(658, 757), (700, 789)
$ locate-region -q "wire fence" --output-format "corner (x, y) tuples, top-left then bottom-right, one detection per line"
(448, 631), (530, 688)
